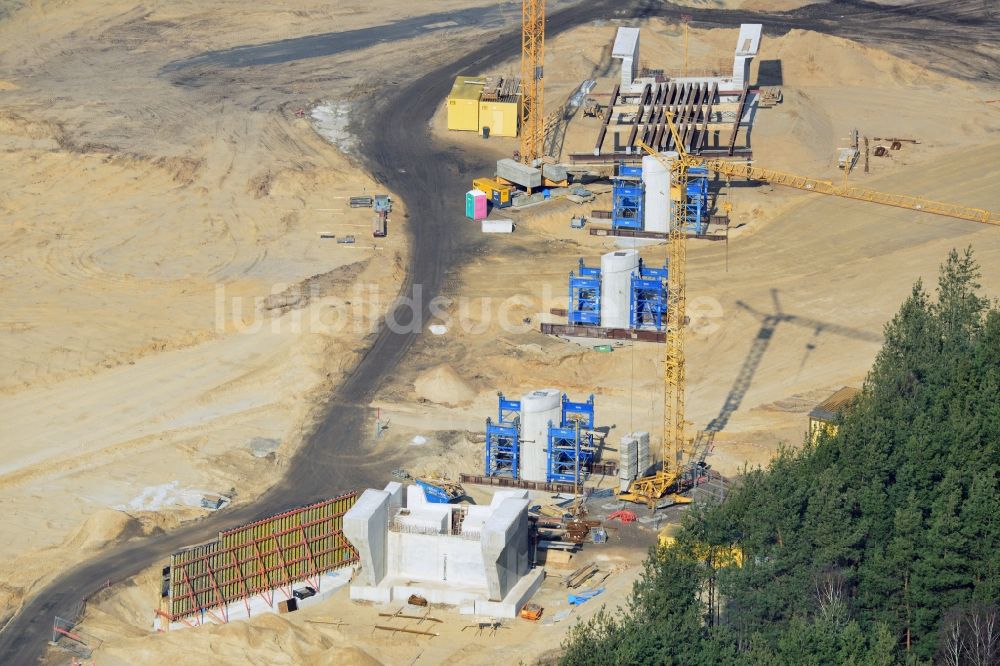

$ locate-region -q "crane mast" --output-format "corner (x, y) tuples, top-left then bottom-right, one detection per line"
(519, 0), (544, 163)
(616, 123), (695, 509)
(664, 172), (688, 486)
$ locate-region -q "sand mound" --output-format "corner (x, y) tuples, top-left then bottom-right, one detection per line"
(63, 508), (141, 551)
(413, 364), (475, 406)
(770, 29), (954, 89)
(312, 647), (383, 666)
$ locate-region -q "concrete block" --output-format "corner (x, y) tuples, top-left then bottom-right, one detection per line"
(490, 489), (530, 506)
(474, 568), (545, 618)
(497, 158), (541, 189)
(482, 497), (530, 600)
(406, 484), (426, 508)
(542, 163), (568, 183)
(384, 481), (404, 511)
(343, 489), (390, 586)
(482, 219), (514, 233)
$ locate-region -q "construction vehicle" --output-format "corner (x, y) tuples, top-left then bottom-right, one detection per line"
(519, 603), (543, 621)
(694, 141), (994, 226)
(617, 110), (997, 510)
(414, 478), (466, 503)
(372, 194), (391, 237)
(519, 0), (544, 164)
(582, 98), (605, 119)
(373, 212), (387, 237)
(614, 115), (693, 508)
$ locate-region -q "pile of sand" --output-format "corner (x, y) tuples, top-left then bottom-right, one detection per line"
(89, 605), (384, 665)
(63, 508), (141, 551)
(413, 364), (475, 406)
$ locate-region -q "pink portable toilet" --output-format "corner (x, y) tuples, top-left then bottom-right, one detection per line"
(466, 189), (488, 221)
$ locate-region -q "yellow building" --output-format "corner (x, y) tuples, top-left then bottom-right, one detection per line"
(447, 75), (484, 132)
(478, 75), (521, 137)
(447, 74), (521, 137)
(808, 386), (861, 443)
(478, 98), (520, 137)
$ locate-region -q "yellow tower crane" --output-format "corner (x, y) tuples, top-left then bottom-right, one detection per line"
(617, 111), (997, 509)
(616, 117), (694, 509)
(519, 0), (544, 164)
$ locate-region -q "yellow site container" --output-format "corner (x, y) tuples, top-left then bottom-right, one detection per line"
(478, 99), (520, 138)
(447, 75), (484, 132)
(473, 177), (496, 194)
(472, 177), (512, 208)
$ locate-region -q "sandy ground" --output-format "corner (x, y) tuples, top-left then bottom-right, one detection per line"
(2, 2), (999, 664)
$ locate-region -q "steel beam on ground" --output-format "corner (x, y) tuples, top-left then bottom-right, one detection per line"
(588, 226), (727, 241)
(700, 82), (717, 152)
(727, 85), (749, 156)
(539, 322), (666, 342)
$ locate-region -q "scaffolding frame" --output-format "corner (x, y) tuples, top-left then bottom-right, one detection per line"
(485, 416), (520, 478)
(545, 394), (597, 482)
(568, 259), (601, 325)
(546, 422), (595, 483)
(561, 393), (595, 429)
(630, 262), (669, 330)
(683, 166), (710, 234)
(486, 393), (522, 478)
(497, 392), (521, 422)
(612, 164), (644, 230)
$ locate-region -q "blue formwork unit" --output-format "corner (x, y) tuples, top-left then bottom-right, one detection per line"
(568, 259), (601, 325)
(612, 164), (644, 230)
(545, 394), (597, 483)
(546, 422), (595, 483)
(485, 393), (522, 478)
(684, 166), (710, 235)
(561, 393), (595, 429)
(630, 260), (669, 330)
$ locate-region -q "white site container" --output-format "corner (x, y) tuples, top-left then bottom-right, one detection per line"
(482, 219), (514, 234)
